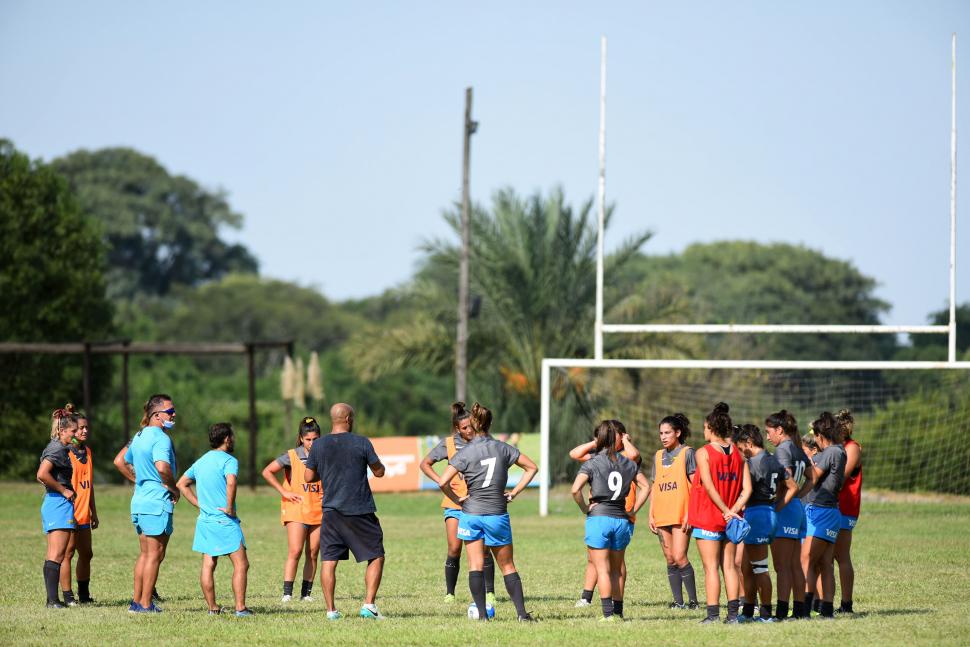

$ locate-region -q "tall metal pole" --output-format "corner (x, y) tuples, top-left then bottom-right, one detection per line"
(594, 37), (607, 360)
(121, 343), (130, 443)
(457, 87), (477, 401)
(82, 342), (92, 418)
(950, 33), (959, 363)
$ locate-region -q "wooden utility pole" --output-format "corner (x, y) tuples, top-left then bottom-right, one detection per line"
(456, 87), (477, 402)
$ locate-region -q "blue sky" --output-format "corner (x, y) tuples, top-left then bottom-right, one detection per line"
(2, 1), (969, 327)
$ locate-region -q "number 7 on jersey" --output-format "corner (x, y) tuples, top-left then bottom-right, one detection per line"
(480, 457), (497, 487)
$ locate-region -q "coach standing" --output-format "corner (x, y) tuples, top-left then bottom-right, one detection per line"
(304, 403), (387, 620)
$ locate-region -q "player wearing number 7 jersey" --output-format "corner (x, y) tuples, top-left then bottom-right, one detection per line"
(439, 403), (539, 622)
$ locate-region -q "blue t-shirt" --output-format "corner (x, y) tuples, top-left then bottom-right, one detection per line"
(125, 426), (177, 515)
(305, 432), (380, 516)
(184, 450), (239, 522)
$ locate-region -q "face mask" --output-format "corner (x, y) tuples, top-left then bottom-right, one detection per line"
(162, 420), (175, 430)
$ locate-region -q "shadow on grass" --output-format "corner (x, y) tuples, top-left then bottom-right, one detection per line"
(848, 609), (931, 618)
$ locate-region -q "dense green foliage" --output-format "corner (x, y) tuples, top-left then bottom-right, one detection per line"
(0, 141), (115, 477)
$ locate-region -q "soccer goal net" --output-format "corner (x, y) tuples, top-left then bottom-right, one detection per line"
(540, 363), (970, 512)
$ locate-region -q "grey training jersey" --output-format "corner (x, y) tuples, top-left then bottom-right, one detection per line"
(426, 433), (468, 464)
(808, 444), (847, 507)
(748, 451), (786, 506)
(774, 439), (810, 489)
(275, 445), (308, 468)
(40, 439), (73, 493)
(580, 451), (640, 519)
(449, 436), (520, 516)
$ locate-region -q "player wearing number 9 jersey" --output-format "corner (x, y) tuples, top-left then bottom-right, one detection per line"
(765, 410), (814, 621)
(571, 420), (650, 621)
(439, 403), (539, 622)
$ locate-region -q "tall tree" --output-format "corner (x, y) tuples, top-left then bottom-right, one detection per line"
(51, 148), (258, 298)
(0, 140), (115, 476)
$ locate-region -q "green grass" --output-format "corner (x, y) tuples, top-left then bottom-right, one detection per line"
(2, 483), (969, 645)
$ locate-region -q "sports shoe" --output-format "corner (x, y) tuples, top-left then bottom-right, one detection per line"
(669, 602), (687, 610)
(517, 613), (537, 622)
(486, 592), (497, 606)
(208, 607), (222, 615)
(687, 601), (699, 610)
(300, 595), (313, 602)
(444, 593), (456, 603)
(760, 616), (778, 623)
(699, 616), (719, 624)
(326, 610), (342, 620)
(78, 597), (96, 605)
(736, 615), (757, 623)
(360, 604), (385, 620)
(723, 616), (739, 624)
(598, 614), (620, 623)
(46, 600), (68, 609)
(280, 594), (293, 603)
(145, 603), (163, 613)
(234, 608), (255, 617)
(127, 601), (142, 613)
(575, 598), (592, 608)
(151, 589), (163, 603)
(65, 599), (78, 607)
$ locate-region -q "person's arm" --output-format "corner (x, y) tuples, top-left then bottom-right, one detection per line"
(366, 439), (385, 478)
(776, 473), (797, 512)
(620, 433), (641, 464)
(844, 442), (861, 478)
(439, 465), (464, 505)
(570, 472), (590, 514)
(220, 474), (237, 518)
(89, 486), (99, 530)
(795, 459), (816, 499)
(157, 460), (180, 503)
(632, 472), (650, 515)
(506, 453), (538, 501)
(176, 474), (198, 508)
(696, 448), (730, 516)
(36, 460), (75, 501)
(568, 440), (597, 463)
(262, 459), (302, 502)
(113, 444), (135, 483)
(726, 461), (752, 519)
(419, 453), (443, 484)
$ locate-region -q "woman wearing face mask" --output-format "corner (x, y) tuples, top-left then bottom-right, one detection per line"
(37, 405), (80, 608)
(60, 411), (98, 606)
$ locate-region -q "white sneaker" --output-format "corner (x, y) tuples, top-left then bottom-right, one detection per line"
(300, 595), (313, 602)
(575, 598), (592, 608)
(281, 594), (293, 603)
(360, 604), (386, 620)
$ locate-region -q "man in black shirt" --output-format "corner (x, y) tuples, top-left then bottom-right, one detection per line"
(305, 403), (386, 620)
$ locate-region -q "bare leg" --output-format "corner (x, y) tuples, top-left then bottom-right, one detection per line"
(609, 549), (625, 602)
(746, 544), (771, 609)
(75, 528), (93, 582)
(321, 560), (338, 612)
(589, 547), (612, 605)
(583, 552), (597, 592)
(137, 534), (169, 609)
(771, 538), (795, 604)
(696, 539), (723, 606)
(229, 547), (249, 611)
(302, 525), (320, 583)
(363, 556), (384, 605)
(722, 540), (740, 601)
(834, 530), (854, 604)
(284, 522), (306, 583)
(59, 530), (77, 593)
(200, 555), (218, 611)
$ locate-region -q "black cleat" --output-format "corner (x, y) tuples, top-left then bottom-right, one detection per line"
(699, 616), (720, 624)
(46, 601), (68, 609)
(687, 600), (699, 610)
(517, 613), (538, 622)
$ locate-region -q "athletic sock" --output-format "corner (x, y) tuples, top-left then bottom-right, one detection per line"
(839, 599), (854, 613)
(612, 599), (624, 617)
(63, 589), (76, 604)
(813, 598), (822, 614)
(741, 602), (755, 618)
(705, 604), (720, 620)
(282, 580), (294, 596)
(600, 597), (613, 618)
(468, 571), (487, 621)
(726, 598), (740, 621)
(78, 580), (91, 601)
(300, 579), (313, 597)
(775, 600), (789, 620)
(792, 600), (805, 618)
(483, 553), (495, 594)
(503, 572), (528, 618)
(581, 588), (593, 603)
(679, 563), (698, 603)
(667, 564), (684, 605)
(804, 592), (815, 616)
(820, 601), (834, 618)
(43, 560), (60, 604)
(444, 556), (460, 595)
(759, 604), (773, 619)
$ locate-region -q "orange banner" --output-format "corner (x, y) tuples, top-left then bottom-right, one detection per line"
(367, 437), (422, 492)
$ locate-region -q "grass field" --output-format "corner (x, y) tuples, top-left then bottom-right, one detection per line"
(2, 483), (969, 646)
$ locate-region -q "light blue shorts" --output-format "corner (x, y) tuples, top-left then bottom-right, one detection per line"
(41, 493), (76, 533)
(841, 514), (858, 531)
(585, 515), (634, 551)
(192, 517), (246, 556)
(775, 497), (806, 539)
(806, 504), (841, 543)
(692, 527), (725, 541)
(443, 508), (463, 522)
(743, 505), (777, 545)
(457, 513), (512, 546)
(132, 511), (174, 537)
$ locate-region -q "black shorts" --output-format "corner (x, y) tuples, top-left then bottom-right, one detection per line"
(320, 510), (385, 563)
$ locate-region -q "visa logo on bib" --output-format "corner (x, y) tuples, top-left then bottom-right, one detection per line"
(302, 483), (321, 493)
(79, 480), (90, 490)
(658, 482), (678, 492)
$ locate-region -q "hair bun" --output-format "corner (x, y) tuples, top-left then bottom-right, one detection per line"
(64, 403), (75, 413)
(303, 416), (315, 424)
(713, 402), (729, 414)
(674, 413), (690, 426)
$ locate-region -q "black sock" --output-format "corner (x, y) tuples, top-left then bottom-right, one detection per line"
(804, 592), (815, 615)
(43, 560), (60, 604)
(706, 604), (720, 620)
(667, 564), (684, 605)
(503, 572), (528, 618)
(840, 599), (853, 613)
(741, 602), (754, 618)
(813, 598), (822, 613)
(600, 597), (613, 618)
(726, 598), (740, 620)
(78, 579), (90, 601)
(445, 556), (460, 596)
(679, 563), (698, 603)
(63, 589), (76, 604)
(581, 588), (593, 603)
(483, 553), (495, 594)
(283, 580), (294, 596)
(792, 600), (805, 618)
(152, 587), (161, 602)
(612, 599), (624, 617)
(469, 571), (487, 621)
(820, 601), (834, 617)
(300, 579), (313, 597)
(775, 600), (789, 620)
(760, 604), (773, 619)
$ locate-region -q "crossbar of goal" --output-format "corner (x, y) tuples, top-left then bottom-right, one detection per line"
(538, 357), (970, 516)
(601, 324), (948, 334)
